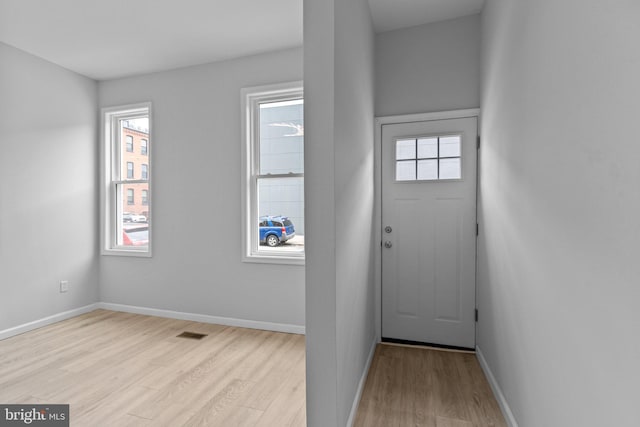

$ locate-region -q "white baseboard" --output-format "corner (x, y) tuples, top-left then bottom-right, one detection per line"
(347, 337), (378, 427)
(97, 302), (306, 335)
(0, 302), (305, 342)
(0, 303), (99, 341)
(476, 345), (519, 427)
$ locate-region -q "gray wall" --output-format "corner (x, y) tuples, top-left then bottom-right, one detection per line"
(479, 1), (640, 426)
(98, 47), (305, 328)
(334, 0), (376, 424)
(375, 14), (481, 117)
(305, 0), (376, 425)
(0, 42), (98, 330)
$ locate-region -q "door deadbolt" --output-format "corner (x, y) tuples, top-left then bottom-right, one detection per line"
(384, 226), (392, 233)
(384, 241), (393, 248)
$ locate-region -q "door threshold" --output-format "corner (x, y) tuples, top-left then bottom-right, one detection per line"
(381, 337), (475, 354)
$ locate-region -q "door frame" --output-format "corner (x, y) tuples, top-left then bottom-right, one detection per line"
(374, 109), (481, 343)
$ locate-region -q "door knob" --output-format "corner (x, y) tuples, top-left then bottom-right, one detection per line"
(384, 241), (392, 248)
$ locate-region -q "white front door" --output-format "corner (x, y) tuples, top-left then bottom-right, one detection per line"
(381, 117), (478, 349)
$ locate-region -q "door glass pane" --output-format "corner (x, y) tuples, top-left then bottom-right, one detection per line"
(396, 134), (463, 182)
(396, 160), (416, 181)
(439, 158), (461, 179)
(396, 139), (416, 160)
(417, 159), (438, 180)
(439, 136), (461, 157)
(417, 138), (438, 158)
(257, 177), (304, 254)
(259, 99), (304, 175)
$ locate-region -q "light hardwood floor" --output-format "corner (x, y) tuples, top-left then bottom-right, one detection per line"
(0, 310), (306, 426)
(1, 311), (506, 427)
(354, 343), (507, 427)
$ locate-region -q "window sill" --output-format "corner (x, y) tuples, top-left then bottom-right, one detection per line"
(102, 248), (152, 258)
(243, 253), (305, 266)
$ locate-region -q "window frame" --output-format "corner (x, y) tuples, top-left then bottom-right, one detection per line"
(241, 81), (304, 265)
(101, 103), (152, 257)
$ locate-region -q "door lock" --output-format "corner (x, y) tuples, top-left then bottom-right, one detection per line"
(384, 226), (392, 233)
(384, 241), (393, 248)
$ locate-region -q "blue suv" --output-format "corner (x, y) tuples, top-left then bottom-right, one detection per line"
(259, 216), (295, 247)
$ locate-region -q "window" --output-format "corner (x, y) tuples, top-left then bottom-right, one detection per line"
(395, 135), (462, 181)
(102, 103), (152, 256)
(242, 82), (304, 264)
(141, 139), (148, 155)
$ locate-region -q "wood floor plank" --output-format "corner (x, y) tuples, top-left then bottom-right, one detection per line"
(129, 329), (269, 420)
(458, 384), (506, 427)
(253, 361), (306, 427)
(0, 310), (306, 427)
(72, 385), (154, 426)
(2, 311), (507, 427)
(435, 416), (474, 427)
(237, 335), (305, 411)
(354, 344), (507, 427)
(181, 379), (256, 426)
(191, 405), (264, 427)
(114, 414), (154, 427)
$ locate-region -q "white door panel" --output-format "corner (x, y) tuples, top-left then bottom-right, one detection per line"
(381, 117), (477, 349)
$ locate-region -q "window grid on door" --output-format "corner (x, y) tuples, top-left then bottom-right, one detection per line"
(395, 135), (462, 181)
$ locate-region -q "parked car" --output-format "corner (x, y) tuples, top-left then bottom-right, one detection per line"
(123, 212), (147, 223)
(122, 225), (148, 246)
(259, 216), (295, 247)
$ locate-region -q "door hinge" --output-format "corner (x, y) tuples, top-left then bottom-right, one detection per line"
(475, 309), (479, 322)
(477, 136), (480, 149)
(476, 223), (479, 236)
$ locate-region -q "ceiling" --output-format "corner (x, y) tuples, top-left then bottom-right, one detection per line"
(0, 0), (484, 81)
(369, 0), (485, 33)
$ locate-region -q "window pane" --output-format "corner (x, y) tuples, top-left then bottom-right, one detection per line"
(439, 158), (461, 179)
(439, 135), (461, 157)
(396, 139), (416, 160)
(116, 182), (149, 248)
(257, 177), (304, 254)
(120, 118), (149, 180)
(417, 159), (438, 180)
(396, 160), (416, 181)
(122, 226), (149, 246)
(417, 138), (438, 158)
(108, 109), (151, 254)
(260, 99), (304, 175)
